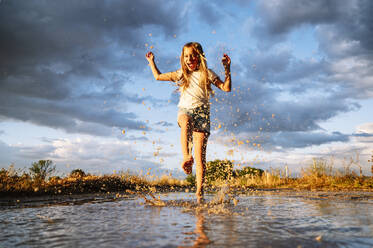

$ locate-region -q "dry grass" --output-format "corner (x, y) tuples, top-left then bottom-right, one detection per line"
(229, 158), (373, 190)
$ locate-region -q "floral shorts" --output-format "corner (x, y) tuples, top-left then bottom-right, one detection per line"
(177, 105), (210, 134)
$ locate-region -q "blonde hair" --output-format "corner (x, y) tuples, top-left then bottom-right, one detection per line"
(179, 42), (212, 97)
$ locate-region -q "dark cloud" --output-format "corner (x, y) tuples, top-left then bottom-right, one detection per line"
(257, 0), (342, 35)
(208, 0), (372, 150)
(254, 0), (373, 98)
(0, 80), (148, 136)
(316, 0), (373, 54)
(196, 1), (222, 27)
(315, 1), (373, 98)
(269, 131), (349, 149)
(0, 0), (181, 67)
(353, 1), (373, 52)
(0, 0), (183, 136)
(238, 49), (329, 87)
(352, 132), (373, 138)
(116, 134), (149, 142)
(217, 130), (350, 150)
(155, 121), (173, 127)
(255, 0), (373, 56)
(211, 73), (359, 135)
(208, 46), (360, 148)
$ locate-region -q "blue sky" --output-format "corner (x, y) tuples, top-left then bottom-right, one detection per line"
(1, 0), (373, 177)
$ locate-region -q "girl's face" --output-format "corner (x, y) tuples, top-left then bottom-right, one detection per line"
(183, 47), (199, 72)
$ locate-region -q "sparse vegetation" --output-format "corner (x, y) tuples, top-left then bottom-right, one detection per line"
(0, 162), (188, 197)
(29, 160), (56, 181)
(369, 153), (373, 175)
(1, 156), (373, 198)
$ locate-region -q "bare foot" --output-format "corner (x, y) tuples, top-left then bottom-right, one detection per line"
(182, 156), (194, 174)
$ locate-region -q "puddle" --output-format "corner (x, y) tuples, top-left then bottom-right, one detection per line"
(1, 191), (373, 247)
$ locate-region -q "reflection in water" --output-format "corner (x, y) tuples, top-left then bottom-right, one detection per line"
(179, 211), (211, 248)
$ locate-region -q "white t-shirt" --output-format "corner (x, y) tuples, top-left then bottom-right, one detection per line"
(172, 69), (219, 109)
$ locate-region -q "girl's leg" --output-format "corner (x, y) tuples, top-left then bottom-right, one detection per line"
(193, 131), (208, 203)
(178, 114), (193, 174)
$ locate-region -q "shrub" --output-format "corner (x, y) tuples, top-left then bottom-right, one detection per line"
(70, 169), (86, 178)
(185, 173), (196, 186)
(49, 176), (61, 183)
(186, 160), (264, 185)
(29, 160), (56, 181)
(233, 166), (264, 178)
(205, 159), (233, 184)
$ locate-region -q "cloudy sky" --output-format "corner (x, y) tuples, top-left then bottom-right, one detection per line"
(1, 0), (372, 176)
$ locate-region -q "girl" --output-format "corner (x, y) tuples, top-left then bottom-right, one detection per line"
(145, 42), (231, 203)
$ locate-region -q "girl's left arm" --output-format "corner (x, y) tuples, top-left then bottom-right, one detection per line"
(213, 54), (231, 92)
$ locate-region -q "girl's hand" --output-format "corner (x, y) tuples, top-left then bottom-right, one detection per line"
(146, 51), (154, 63)
(221, 53), (231, 69)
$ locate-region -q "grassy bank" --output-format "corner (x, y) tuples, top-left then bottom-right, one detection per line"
(1, 158), (373, 197)
(0, 169), (188, 197)
(227, 159), (373, 190)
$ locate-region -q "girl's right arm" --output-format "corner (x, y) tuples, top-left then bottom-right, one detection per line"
(146, 52), (178, 81)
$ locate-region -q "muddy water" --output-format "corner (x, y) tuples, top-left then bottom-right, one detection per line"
(1, 190), (373, 247)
